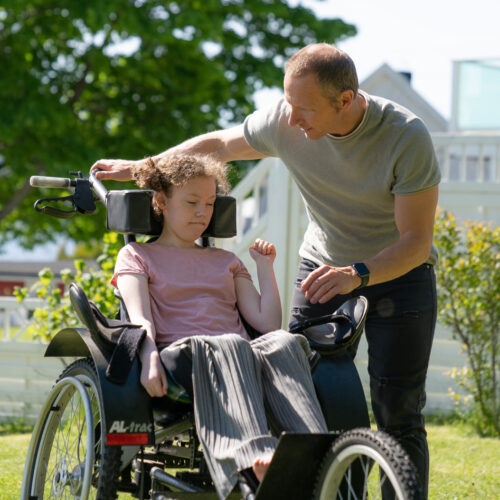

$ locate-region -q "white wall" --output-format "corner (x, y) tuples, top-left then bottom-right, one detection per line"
(0, 341), (69, 423)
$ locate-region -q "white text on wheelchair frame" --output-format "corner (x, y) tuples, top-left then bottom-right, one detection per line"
(109, 420), (153, 433)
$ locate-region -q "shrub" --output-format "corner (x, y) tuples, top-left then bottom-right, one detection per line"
(434, 209), (500, 436)
(14, 232), (122, 341)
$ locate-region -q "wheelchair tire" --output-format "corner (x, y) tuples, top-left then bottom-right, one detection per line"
(313, 428), (422, 500)
(21, 358), (122, 500)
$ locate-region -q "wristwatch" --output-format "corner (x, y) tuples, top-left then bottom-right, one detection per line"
(352, 262), (370, 289)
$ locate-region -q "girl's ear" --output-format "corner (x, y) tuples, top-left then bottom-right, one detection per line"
(153, 191), (167, 212)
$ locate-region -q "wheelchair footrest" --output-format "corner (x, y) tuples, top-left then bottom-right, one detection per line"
(255, 433), (338, 500)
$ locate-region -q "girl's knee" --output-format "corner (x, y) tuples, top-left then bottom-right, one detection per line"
(254, 330), (310, 357)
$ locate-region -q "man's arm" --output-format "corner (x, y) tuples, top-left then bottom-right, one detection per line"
(91, 124), (267, 181)
(364, 185), (438, 284)
(301, 186), (439, 304)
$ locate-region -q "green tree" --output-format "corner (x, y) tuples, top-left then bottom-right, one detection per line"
(434, 209), (500, 436)
(0, 0), (355, 251)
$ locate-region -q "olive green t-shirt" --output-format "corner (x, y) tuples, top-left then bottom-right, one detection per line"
(243, 91), (441, 267)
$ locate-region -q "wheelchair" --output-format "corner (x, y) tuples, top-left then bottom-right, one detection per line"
(21, 172), (422, 499)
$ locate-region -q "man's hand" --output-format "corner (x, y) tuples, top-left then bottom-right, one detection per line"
(90, 158), (139, 181)
(300, 265), (361, 304)
(249, 238), (276, 265)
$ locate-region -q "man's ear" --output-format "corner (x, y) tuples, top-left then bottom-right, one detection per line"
(339, 90), (355, 110)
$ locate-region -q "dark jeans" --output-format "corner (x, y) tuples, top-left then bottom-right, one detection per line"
(290, 258), (437, 498)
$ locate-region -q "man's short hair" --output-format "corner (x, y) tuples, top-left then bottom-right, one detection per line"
(285, 43), (359, 103)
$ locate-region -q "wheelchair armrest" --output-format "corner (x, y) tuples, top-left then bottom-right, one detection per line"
(289, 296), (368, 355)
(289, 312), (351, 334)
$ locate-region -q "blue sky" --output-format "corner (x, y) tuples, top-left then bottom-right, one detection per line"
(3, 0), (499, 261)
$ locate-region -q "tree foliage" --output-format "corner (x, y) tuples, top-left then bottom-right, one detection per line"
(434, 209), (500, 436)
(0, 0), (355, 251)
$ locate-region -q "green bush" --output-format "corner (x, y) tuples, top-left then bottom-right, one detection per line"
(14, 232), (122, 341)
(434, 209), (500, 436)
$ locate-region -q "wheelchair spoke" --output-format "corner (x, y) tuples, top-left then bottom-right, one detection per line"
(49, 387), (88, 497)
(23, 360), (123, 500)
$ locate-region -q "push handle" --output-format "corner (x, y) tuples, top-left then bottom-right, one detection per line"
(31, 171), (98, 218)
(30, 176), (75, 188)
(88, 170), (108, 204)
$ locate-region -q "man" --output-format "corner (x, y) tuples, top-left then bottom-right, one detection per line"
(92, 43), (440, 497)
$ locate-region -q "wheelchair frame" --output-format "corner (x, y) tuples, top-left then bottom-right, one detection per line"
(21, 171), (421, 500)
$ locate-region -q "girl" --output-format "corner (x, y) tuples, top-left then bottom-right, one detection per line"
(112, 153), (327, 499)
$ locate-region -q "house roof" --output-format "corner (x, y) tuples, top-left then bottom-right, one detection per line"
(360, 63), (448, 133)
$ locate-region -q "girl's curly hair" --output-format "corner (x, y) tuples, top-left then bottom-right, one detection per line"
(133, 153), (230, 195)
(132, 153), (230, 221)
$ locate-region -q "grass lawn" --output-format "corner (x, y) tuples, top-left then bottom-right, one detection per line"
(427, 424), (499, 499)
(1, 423), (498, 499)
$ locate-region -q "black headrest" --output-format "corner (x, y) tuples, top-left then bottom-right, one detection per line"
(105, 190), (236, 238)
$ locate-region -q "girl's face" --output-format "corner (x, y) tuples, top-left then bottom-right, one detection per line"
(157, 176), (217, 247)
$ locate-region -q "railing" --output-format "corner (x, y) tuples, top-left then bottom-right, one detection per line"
(0, 296), (44, 341)
(433, 131), (500, 183)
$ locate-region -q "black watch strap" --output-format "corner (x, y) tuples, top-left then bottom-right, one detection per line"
(352, 262), (370, 289)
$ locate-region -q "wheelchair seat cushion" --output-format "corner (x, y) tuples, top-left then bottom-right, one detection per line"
(151, 368), (191, 428)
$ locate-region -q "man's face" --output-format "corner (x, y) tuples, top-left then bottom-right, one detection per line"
(284, 72), (344, 140)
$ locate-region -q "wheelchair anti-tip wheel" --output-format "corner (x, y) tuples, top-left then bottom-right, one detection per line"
(313, 428), (422, 500)
(22, 359), (122, 499)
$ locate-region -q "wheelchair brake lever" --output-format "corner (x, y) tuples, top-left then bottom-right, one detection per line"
(32, 175), (98, 218)
(34, 196), (77, 218)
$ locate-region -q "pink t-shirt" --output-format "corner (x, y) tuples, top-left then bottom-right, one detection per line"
(112, 242), (253, 345)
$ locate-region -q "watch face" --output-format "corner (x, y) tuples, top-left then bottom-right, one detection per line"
(353, 262), (370, 288)
(354, 262), (370, 277)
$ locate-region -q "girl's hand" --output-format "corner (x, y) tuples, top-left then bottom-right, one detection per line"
(139, 349), (168, 398)
(249, 239), (276, 265)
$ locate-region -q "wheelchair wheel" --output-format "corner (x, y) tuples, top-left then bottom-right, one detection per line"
(22, 358), (122, 499)
(313, 428), (422, 500)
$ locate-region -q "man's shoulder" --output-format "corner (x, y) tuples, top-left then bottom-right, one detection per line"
(363, 92), (432, 145)
(243, 97), (293, 156)
(365, 92), (424, 126)
(246, 97), (289, 124)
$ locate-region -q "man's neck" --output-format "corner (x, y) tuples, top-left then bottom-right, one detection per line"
(331, 93), (367, 137)
(346, 93), (367, 135)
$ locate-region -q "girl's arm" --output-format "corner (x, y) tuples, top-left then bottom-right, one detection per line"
(235, 239), (282, 333)
(116, 273), (168, 398)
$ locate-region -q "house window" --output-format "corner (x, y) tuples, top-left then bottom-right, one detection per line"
(455, 59), (500, 130)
